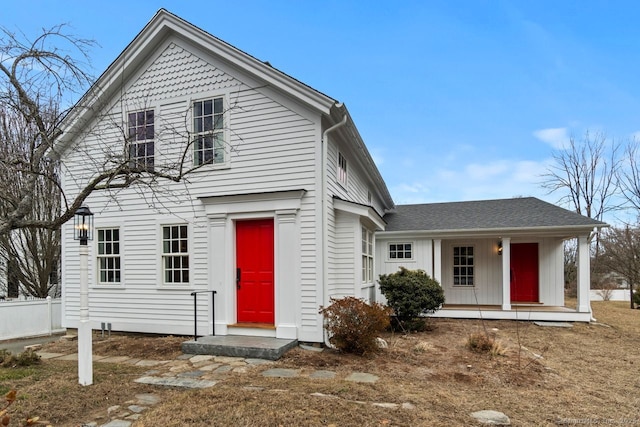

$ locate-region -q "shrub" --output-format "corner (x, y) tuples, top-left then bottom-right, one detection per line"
(633, 290), (640, 307)
(0, 349), (41, 368)
(319, 296), (392, 355)
(466, 332), (505, 356)
(378, 267), (445, 331)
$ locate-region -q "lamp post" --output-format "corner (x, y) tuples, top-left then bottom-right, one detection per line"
(74, 206), (94, 386)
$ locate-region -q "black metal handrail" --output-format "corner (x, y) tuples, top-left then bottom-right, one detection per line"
(190, 290), (217, 341)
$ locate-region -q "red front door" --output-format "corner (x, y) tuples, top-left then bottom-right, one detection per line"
(510, 243), (539, 302)
(235, 219), (274, 324)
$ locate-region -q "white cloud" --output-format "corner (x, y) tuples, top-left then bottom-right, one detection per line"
(387, 158), (551, 205)
(533, 127), (570, 149)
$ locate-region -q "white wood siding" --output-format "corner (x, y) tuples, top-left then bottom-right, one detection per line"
(375, 236), (565, 307)
(330, 210), (358, 298)
(62, 37), (323, 338)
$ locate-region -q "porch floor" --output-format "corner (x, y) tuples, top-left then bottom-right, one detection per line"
(441, 304), (574, 312)
(433, 303), (591, 322)
(181, 335), (298, 361)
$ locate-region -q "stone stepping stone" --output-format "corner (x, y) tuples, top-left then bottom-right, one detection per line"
(262, 368), (300, 378)
(127, 405), (147, 414)
(309, 370), (336, 379)
(345, 372), (379, 383)
(135, 394), (160, 405)
(177, 370), (204, 378)
(97, 356), (131, 364)
(471, 410), (511, 425)
(35, 352), (65, 359)
(101, 420), (132, 427)
(135, 359), (169, 367)
(189, 355), (215, 363)
(56, 353), (78, 361)
(135, 376), (217, 389)
(245, 358), (274, 365)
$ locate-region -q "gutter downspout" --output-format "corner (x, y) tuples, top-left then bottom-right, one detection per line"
(321, 105), (347, 345)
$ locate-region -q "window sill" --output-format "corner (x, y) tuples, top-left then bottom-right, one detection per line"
(92, 284), (124, 290)
(452, 285), (476, 288)
(193, 163), (231, 171)
(157, 285), (192, 291)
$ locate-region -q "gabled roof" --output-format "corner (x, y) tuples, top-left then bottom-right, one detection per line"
(382, 197), (607, 235)
(52, 8), (394, 209)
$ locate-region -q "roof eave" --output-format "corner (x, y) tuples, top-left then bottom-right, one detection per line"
(378, 223), (608, 239)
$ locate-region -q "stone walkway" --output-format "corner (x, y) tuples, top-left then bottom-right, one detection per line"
(37, 350), (404, 427)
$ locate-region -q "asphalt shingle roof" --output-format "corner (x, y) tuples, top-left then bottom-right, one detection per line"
(383, 197), (606, 232)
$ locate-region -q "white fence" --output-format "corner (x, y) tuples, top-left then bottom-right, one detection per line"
(0, 297), (63, 341)
(590, 289), (632, 302)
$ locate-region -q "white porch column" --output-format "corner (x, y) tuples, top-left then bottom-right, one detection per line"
(576, 235), (591, 313)
(208, 214), (227, 336)
(275, 209), (299, 339)
(433, 239), (442, 284)
(501, 237), (511, 310)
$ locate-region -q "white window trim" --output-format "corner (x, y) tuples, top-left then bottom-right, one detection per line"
(126, 108), (156, 172)
(387, 241), (415, 261)
(361, 226), (374, 284)
(93, 225), (125, 289)
(337, 151), (348, 188)
(190, 94), (231, 170)
(158, 223), (193, 288)
(452, 244), (475, 287)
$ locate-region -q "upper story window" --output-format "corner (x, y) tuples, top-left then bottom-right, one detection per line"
(193, 98), (225, 166)
(337, 152), (347, 187)
(162, 225), (189, 284)
(453, 246), (474, 286)
(97, 228), (121, 284)
(389, 243), (412, 260)
(128, 110), (154, 172)
(362, 227), (373, 283)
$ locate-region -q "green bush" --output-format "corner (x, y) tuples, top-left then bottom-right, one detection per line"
(319, 296), (392, 355)
(633, 290), (640, 307)
(379, 267), (445, 331)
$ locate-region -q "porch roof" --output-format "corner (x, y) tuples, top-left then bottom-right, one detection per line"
(383, 197), (606, 234)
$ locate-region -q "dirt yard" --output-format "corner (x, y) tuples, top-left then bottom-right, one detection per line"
(2, 301), (639, 426)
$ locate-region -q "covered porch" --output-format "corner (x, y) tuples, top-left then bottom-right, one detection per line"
(377, 198), (607, 323)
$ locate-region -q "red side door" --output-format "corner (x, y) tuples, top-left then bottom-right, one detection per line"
(510, 243), (539, 302)
(235, 219), (274, 324)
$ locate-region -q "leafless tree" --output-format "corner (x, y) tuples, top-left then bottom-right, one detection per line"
(0, 25), (244, 298)
(599, 225), (640, 309)
(542, 131), (621, 221)
(618, 139), (640, 218)
(0, 105), (61, 297)
(0, 24), (239, 233)
(542, 132), (621, 285)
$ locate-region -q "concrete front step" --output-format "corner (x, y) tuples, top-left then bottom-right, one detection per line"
(181, 335), (298, 361)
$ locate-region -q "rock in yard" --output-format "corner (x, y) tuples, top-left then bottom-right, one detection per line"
(471, 410), (511, 425)
(376, 337), (388, 349)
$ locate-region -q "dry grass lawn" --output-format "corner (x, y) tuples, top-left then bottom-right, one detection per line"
(2, 301), (639, 426)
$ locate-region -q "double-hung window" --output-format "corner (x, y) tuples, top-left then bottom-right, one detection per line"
(128, 110), (154, 171)
(162, 225), (189, 284)
(97, 228), (121, 284)
(362, 227), (373, 283)
(453, 246), (474, 286)
(193, 98), (225, 166)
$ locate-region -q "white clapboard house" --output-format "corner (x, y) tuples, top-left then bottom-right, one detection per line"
(54, 10), (605, 344)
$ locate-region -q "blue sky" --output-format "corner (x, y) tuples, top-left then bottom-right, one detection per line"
(5, 1), (640, 213)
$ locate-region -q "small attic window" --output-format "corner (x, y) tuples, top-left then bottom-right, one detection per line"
(337, 152), (347, 187)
